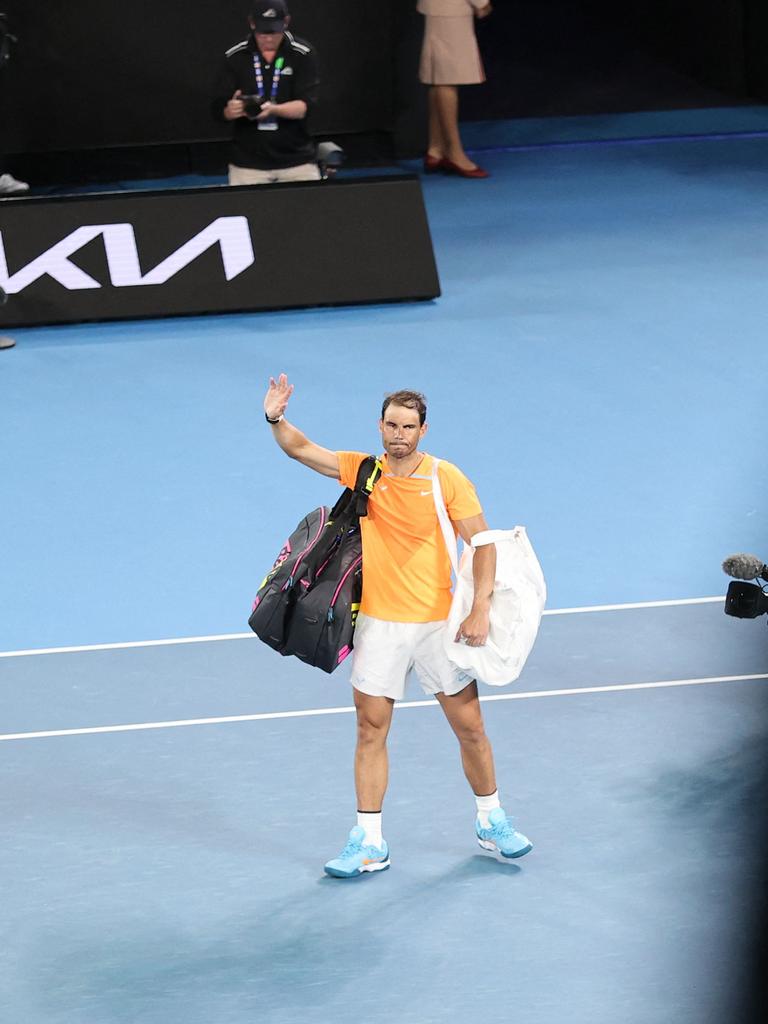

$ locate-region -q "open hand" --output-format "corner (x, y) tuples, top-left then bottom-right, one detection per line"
(265, 373), (294, 420)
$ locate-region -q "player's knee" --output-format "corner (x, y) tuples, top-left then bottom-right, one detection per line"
(356, 714), (389, 747)
(456, 721), (487, 748)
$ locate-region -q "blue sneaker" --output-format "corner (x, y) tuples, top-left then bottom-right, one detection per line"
(476, 807), (533, 859)
(324, 825), (390, 878)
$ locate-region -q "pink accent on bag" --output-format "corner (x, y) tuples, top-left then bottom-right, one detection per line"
(331, 556), (362, 608)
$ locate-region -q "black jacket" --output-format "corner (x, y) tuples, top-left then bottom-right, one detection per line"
(212, 31), (319, 170)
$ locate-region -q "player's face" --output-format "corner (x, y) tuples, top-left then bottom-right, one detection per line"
(379, 404), (427, 461)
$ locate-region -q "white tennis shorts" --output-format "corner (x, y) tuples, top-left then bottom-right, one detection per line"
(350, 614), (475, 701)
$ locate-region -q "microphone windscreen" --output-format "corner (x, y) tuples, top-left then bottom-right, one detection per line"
(722, 553), (765, 580)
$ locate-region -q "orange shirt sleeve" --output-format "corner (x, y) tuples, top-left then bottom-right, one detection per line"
(336, 451), (369, 489)
(438, 460), (483, 522)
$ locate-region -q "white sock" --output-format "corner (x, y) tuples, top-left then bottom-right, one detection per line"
(357, 811), (383, 848)
(475, 790), (501, 828)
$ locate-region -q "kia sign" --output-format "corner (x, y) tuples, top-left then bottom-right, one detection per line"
(0, 217), (255, 294)
(0, 177), (440, 327)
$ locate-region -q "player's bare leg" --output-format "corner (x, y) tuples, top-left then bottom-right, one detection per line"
(353, 689), (395, 810)
(324, 689), (394, 878)
(437, 681), (533, 860)
(435, 681), (496, 794)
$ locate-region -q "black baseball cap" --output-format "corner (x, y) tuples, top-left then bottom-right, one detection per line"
(250, 2), (289, 33)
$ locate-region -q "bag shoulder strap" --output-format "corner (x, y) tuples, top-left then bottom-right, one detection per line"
(354, 454), (382, 493)
(353, 455), (382, 516)
(431, 458), (459, 576)
(329, 455), (382, 522)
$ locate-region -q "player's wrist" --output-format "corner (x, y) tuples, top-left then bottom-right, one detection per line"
(265, 411), (284, 424)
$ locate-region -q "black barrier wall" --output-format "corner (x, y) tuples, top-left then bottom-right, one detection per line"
(1, 0), (394, 155)
(0, 177), (440, 327)
(2, 1), (767, 163)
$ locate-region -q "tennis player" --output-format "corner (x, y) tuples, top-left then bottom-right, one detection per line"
(264, 374), (532, 876)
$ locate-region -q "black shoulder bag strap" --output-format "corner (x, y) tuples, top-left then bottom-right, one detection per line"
(352, 455), (382, 516)
(327, 455), (382, 522)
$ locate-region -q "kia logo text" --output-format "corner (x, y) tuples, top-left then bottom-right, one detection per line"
(0, 216), (255, 293)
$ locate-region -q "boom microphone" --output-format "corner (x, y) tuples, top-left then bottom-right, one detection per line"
(722, 553), (768, 582)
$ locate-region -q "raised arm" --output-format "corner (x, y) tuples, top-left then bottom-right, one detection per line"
(264, 374), (340, 479)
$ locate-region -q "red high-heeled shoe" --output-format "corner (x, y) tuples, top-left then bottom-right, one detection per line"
(441, 158), (490, 179)
(423, 153), (444, 173)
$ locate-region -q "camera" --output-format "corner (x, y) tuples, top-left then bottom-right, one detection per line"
(723, 553), (768, 621)
(241, 94), (267, 119)
(725, 582), (768, 619)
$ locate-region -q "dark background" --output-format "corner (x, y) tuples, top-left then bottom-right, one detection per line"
(2, 1), (767, 182)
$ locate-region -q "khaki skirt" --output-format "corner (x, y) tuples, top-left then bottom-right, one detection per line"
(419, 14), (485, 86)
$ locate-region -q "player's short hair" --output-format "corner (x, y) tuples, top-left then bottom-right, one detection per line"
(381, 390), (427, 425)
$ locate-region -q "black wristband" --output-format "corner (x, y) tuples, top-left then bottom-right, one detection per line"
(265, 412), (283, 424)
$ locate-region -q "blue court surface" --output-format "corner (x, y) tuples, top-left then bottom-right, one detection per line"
(2, 113), (768, 1024)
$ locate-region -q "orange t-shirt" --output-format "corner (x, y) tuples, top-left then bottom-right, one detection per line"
(336, 451), (483, 623)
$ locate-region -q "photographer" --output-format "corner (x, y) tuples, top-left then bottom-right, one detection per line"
(212, 3), (320, 185)
(0, 11), (28, 196)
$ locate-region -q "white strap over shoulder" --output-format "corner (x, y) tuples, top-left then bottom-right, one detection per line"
(431, 458), (459, 576)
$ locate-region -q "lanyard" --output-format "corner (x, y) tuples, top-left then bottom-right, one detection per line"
(252, 54), (284, 101)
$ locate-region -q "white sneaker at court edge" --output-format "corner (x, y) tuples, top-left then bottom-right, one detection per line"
(0, 173), (30, 195)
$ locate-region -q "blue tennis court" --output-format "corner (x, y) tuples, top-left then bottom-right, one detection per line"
(2, 115), (767, 1023)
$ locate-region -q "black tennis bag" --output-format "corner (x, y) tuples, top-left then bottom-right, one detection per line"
(248, 457), (381, 673)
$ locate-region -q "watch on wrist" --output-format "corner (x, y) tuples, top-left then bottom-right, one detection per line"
(265, 412), (284, 424)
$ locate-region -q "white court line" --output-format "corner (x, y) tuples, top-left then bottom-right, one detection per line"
(0, 596), (725, 660)
(0, 632), (254, 659)
(543, 596), (724, 615)
(0, 672), (764, 743)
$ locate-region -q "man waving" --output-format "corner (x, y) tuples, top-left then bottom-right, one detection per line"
(264, 374), (533, 877)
